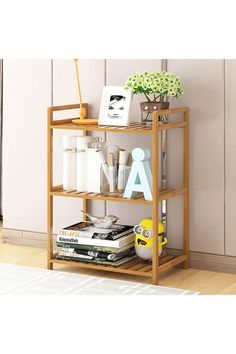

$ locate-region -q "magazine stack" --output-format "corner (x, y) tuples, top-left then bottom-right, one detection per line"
(56, 222), (136, 267)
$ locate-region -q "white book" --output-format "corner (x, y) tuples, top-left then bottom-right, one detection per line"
(57, 232), (135, 248)
(58, 251), (93, 260)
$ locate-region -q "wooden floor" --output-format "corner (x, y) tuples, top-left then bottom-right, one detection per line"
(1, 223), (236, 294)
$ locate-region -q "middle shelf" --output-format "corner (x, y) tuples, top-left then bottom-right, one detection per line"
(51, 185), (187, 204)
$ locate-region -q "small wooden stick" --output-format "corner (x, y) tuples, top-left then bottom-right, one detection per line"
(73, 59), (85, 120)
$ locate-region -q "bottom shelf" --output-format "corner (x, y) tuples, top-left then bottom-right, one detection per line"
(50, 254), (187, 278)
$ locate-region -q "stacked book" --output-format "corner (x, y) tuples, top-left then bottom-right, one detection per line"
(56, 222), (136, 267)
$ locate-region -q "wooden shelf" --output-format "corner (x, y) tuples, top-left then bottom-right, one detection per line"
(50, 119), (187, 134)
(49, 105), (188, 134)
(51, 254), (187, 278)
(51, 186), (186, 204)
(47, 103), (189, 285)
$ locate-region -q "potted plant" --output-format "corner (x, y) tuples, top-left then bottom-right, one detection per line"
(124, 71), (184, 125)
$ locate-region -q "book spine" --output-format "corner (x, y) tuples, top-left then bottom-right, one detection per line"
(56, 242), (127, 253)
(92, 229), (133, 241)
(58, 252), (93, 260)
(58, 247), (135, 261)
(57, 232), (135, 248)
(56, 254), (136, 267)
(57, 235), (81, 244)
(68, 249), (116, 260)
(58, 230), (81, 237)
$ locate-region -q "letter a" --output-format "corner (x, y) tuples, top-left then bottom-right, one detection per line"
(123, 148), (152, 201)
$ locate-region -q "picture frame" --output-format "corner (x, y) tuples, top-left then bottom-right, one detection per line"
(99, 86), (133, 126)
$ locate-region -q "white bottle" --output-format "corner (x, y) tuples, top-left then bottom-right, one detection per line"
(108, 153), (116, 193)
(86, 148), (102, 193)
(117, 150), (130, 191)
(63, 136), (77, 191)
(86, 137), (107, 193)
(76, 136), (91, 191)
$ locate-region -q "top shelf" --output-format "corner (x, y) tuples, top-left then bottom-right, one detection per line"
(49, 106), (189, 134)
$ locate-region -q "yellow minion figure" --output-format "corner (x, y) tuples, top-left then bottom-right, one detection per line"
(133, 218), (167, 261)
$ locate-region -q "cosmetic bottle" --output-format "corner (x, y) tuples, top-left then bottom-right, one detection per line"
(117, 150), (130, 191)
(76, 136), (91, 191)
(63, 136), (77, 191)
(108, 153), (116, 193)
(96, 149), (109, 182)
(86, 137), (108, 193)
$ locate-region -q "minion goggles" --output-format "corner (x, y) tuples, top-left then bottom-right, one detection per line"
(133, 224), (165, 238)
(133, 223), (167, 251)
(134, 224), (153, 238)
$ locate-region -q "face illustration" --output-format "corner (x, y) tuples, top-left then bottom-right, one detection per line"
(108, 95), (126, 119)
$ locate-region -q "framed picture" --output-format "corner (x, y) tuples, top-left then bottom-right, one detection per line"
(99, 86), (132, 126)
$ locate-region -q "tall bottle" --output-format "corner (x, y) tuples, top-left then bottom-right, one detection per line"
(63, 136), (77, 191)
(76, 136), (91, 191)
(86, 137), (108, 193)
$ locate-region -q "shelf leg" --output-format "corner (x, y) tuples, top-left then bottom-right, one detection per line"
(82, 130), (88, 221)
(152, 112), (159, 285)
(183, 109), (189, 269)
(47, 194), (53, 270)
(47, 194), (54, 269)
(47, 107), (53, 270)
(48, 261), (53, 270)
(160, 114), (168, 256)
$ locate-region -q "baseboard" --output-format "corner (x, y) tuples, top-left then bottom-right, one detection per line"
(168, 248), (236, 274)
(3, 228), (236, 274)
(2, 228), (55, 248)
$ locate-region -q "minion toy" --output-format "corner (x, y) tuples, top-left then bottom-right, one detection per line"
(133, 218), (167, 261)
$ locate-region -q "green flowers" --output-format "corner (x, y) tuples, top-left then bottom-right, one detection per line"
(124, 71), (184, 101)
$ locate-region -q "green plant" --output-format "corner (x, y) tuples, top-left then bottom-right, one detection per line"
(124, 71), (184, 102)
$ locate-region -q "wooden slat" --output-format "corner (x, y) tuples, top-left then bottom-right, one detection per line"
(158, 255), (187, 273)
(139, 264), (153, 272)
(50, 186), (186, 204)
(51, 258), (152, 277)
(118, 257), (141, 269)
(50, 190), (152, 204)
(156, 106), (188, 116)
(158, 255), (174, 265)
(50, 103), (88, 112)
(158, 121), (187, 131)
(50, 124), (152, 134)
(50, 121), (186, 133)
(51, 255), (186, 277)
(158, 188), (186, 201)
(52, 118), (74, 125)
(52, 185), (63, 191)
(130, 262), (148, 271)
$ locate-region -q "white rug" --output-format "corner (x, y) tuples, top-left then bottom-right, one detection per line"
(0, 263), (198, 295)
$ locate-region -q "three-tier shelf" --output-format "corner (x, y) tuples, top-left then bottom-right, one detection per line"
(47, 104), (189, 285)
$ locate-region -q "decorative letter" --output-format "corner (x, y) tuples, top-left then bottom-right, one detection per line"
(123, 148), (152, 201)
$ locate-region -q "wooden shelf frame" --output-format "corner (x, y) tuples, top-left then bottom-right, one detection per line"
(50, 186), (187, 205)
(47, 104), (189, 285)
(50, 254), (187, 277)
